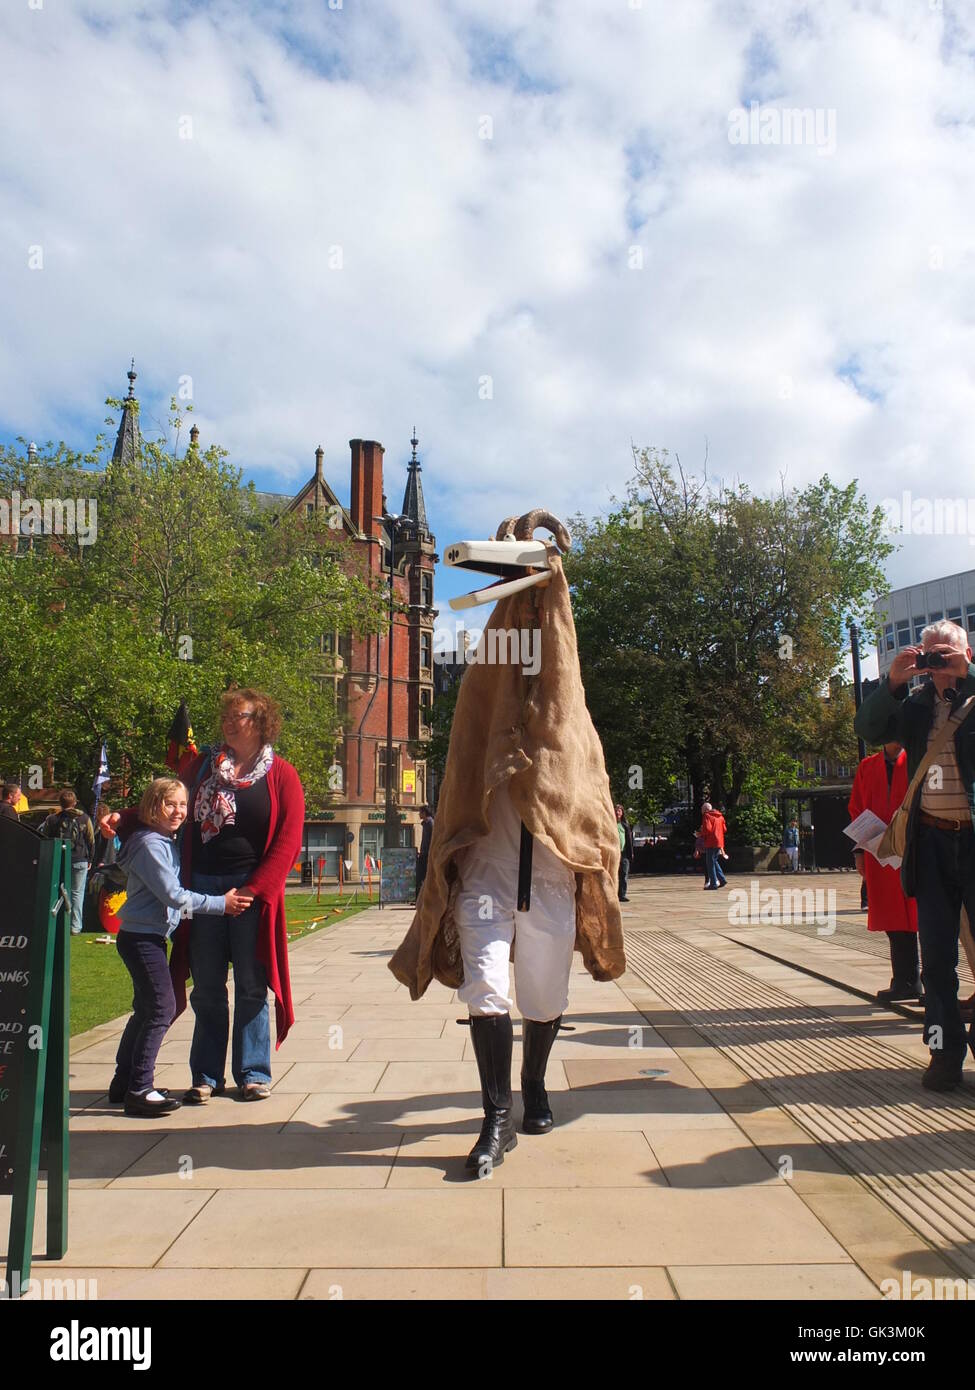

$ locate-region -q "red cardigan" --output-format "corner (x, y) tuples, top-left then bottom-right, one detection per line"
(116, 750), (305, 1046)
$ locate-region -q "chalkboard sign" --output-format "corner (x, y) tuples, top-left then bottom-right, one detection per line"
(1, 816), (69, 1295)
(380, 847), (417, 906)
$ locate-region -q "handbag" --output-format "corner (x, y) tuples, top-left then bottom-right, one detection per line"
(877, 696), (975, 860)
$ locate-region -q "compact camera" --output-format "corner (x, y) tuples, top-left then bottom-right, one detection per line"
(915, 651), (949, 670)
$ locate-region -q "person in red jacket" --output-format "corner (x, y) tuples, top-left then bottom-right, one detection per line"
(103, 688), (305, 1102)
(699, 802), (729, 890)
(848, 740), (921, 1005)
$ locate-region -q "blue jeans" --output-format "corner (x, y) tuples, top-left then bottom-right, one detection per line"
(70, 861), (89, 934)
(915, 823), (975, 1061)
(704, 847), (726, 888)
(188, 871), (270, 1088)
(115, 931), (175, 1094)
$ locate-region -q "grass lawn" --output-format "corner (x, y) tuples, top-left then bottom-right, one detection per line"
(69, 890), (372, 1037)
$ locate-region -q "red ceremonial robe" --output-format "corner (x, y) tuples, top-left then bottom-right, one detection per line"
(848, 750), (917, 934)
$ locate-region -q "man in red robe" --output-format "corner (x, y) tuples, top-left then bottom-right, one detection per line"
(848, 740), (921, 1005)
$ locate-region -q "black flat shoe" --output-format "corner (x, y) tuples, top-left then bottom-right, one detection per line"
(124, 1090), (182, 1116)
(877, 980), (924, 1005)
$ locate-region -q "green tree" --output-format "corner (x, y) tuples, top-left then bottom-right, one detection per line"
(0, 404), (387, 810)
(567, 448), (893, 824)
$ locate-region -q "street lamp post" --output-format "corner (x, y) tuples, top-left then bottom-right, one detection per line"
(848, 620), (867, 763)
(376, 512), (407, 851)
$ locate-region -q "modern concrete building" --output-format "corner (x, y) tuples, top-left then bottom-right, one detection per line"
(873, 570), (975, 680)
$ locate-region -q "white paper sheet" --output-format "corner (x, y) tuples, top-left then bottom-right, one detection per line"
(844, 808), (902, 868)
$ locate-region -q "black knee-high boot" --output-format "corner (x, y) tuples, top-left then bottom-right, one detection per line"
(521, 1017), (562, 1134)
(466, 1014), (518, 1173)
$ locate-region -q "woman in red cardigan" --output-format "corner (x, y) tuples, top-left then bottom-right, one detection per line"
(175, 688), (305, 1102)
(103, 688), (305, 1103)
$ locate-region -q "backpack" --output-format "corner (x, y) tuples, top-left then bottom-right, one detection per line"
(46, 810), (92, 863)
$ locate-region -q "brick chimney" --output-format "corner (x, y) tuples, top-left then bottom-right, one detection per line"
(349, 439), (385, 545)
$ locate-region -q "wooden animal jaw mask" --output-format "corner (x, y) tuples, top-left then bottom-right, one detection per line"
(445, 508), (572, 611)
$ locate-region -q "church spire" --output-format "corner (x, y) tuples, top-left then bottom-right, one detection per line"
(112, 359), (142, 465)
(400, 426), (429, 536)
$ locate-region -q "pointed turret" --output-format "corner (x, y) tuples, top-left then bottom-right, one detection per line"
(400, 427), (429, 537)
(112, 359), (142, 465)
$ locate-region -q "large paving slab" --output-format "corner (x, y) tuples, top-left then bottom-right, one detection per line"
(8, 881), (970, 1298)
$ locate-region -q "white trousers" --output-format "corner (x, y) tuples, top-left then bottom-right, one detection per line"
(455, 855), (577, 1021)
(785, 847), (799, 871)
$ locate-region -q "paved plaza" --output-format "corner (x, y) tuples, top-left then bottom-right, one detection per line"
(4, 872), (975, 1300)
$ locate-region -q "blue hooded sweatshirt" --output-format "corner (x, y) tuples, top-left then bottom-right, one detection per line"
(117, 826), (226, 937)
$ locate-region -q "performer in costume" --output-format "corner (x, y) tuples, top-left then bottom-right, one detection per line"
(389, 509), (625, 1174)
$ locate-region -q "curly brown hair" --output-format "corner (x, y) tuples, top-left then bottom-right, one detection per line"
(219, 687), (282, 745)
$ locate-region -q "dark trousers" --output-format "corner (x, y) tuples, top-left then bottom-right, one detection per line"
(416, 854), (428, 898)
(115, 931), (176, 1094)
(618, 856), (630, 900)
(887, 929), (919, 986)
(915, 823), (975, 1059)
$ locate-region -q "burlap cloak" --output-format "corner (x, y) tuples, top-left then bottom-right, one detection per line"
(389, 549), (626, 999)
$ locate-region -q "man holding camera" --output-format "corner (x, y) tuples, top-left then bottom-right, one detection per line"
(854, 620), (975, 1091)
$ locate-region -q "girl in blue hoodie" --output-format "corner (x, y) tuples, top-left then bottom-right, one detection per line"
(110, 777), (252, 1115)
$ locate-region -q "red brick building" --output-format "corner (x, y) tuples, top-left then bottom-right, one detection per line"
(257, 431), (437, 880)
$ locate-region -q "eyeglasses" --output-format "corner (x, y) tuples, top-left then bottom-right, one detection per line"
(222, 710), (256, 726)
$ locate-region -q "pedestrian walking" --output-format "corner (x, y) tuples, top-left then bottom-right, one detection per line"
(782, 818), (800, 872)
(699, 802), (728, 889)
(848, 742), (921, 1005)
(416, 804), (433, 898)
(854, 619), (975, 1091)
(109, 777), (250, 1116)
(40, 789), (95, 934)
(615, 803), (634, 901)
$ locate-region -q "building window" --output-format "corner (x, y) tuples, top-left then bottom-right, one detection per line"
(896, 621), (910, 648)
(967, 606), (975, 634)
(378, 745), (400, 793)
(948, 607), (962, 623)
(306, 502), (314, 518)
(929, 611), (943, 624)
(321, 633), (335, 655)
(419, 688), (432, 725)
(420, 632), (432, 671)
(884, 623), (894, 653)
(421, 572), (433, 608)
(913, 615), (926, 642)
(814, 757), (828, 778)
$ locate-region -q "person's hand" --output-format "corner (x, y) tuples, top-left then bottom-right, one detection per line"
(720, 850), (729, 860)
(98, 811), (120, 839)
(224, 887), (254, 916)
(888, 647), (921, 687)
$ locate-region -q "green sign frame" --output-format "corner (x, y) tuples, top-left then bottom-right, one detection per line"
(2, 828), (70, 1298)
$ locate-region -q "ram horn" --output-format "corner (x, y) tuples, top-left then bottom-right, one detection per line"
(513, 508), (571, 552)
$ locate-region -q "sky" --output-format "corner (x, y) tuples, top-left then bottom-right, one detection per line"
(3, 0), (975, 675)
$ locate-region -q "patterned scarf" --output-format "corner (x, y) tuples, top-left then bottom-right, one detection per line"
(195, 743), (275, 844)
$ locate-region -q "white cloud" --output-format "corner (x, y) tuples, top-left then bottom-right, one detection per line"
(2, 0), (975, 641)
